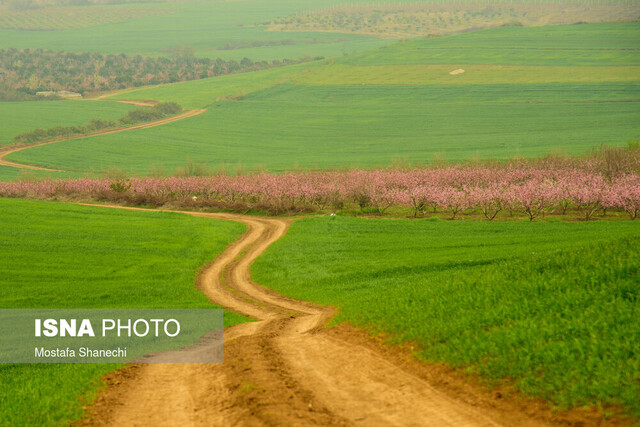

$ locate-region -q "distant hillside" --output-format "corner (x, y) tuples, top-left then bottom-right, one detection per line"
(1, 0), (169, 10)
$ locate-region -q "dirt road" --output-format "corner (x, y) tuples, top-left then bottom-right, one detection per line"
(82, 206), (552, 427)
(0, 109), (206, 171)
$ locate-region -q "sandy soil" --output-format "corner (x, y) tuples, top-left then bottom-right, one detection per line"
(0, 109), (206, 171)
(77, 206), (577, 427)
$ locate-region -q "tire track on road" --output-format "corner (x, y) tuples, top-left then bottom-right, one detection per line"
(82, 205), (548, 427)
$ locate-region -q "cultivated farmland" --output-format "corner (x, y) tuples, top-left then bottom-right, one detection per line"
(1, 1), (639, 425)
(0, 4), (174, 31)
(252, 217), (640, 417)
(0, 166), (80, 182)
(4, 22), (621, 174)
(0, 100), (136, 146)
(342, 21), (640, 66)
(13, 81), (640, 172)
(267, 1), (639, 39)
(0, 0), (389, 60)
(0, 198), (248, 425)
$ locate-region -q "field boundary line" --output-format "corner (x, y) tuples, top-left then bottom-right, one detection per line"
(0, 108), (206, 172)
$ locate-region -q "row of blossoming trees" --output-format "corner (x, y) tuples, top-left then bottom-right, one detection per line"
(2, 160), (639, 220)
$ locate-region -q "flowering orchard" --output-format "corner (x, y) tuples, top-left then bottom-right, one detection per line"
(1, 165), (639, 220)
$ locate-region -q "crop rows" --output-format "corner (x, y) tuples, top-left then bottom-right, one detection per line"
(268, 1), (639, 38)
(3, 161), (639, 220)
(0, 6), (171, 31)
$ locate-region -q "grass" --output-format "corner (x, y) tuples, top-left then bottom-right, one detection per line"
(294, 64), (640, 85)
(0, 167), (84, 182)
(0, 198), (248, 425)
(12, 82), (640, 173)
(0, 4), (172, 31)
(108, 62), (640, 112)
(12, 22), (618, 174)
(252, 216), (640, 417)
(107, 61), (322, 110)
(109, 21), (640, 106)
(267, 1), (639, 39)
(0, 100), (136, 146)
(343, 22), (640, 66)
(0, 0), (389, 61)
(3, 3), (639, 425)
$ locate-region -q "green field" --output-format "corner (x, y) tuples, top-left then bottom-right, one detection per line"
(252, 216), (640, 416)
(0, 198), (248, 425)
(0, 0), (390, 61)
(108, 22), (640, 101)
(295, 63), (640, 85)
(343, 22), (640, 66)
(0, 100), (136, 146)
(107, 61), (639, 109)
(108, 62), (321, 110)
(0, 22), (621, 174)
(0, 4), (174, 31)
(11, 82), (640, 173)
(2, 6), (640, 423)
(266, 1), (639, 39)
(0, 166), (81, 182)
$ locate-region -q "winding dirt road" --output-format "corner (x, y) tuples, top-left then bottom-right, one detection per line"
(82, 206), (552, 427)
(0, 109), (206, 171)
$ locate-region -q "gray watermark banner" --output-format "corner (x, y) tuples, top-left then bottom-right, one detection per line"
(0, 309), (223, 363)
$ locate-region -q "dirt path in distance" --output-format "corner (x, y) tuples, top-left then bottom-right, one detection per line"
(82, 206), (557, 427)
(114, 100), (158, 107)
(89, 85), (162, 101)
(0, 109), (206, 172)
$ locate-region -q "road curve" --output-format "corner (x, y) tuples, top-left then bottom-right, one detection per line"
(0, 109), (206, 172)
(82, 206), (549, 427)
